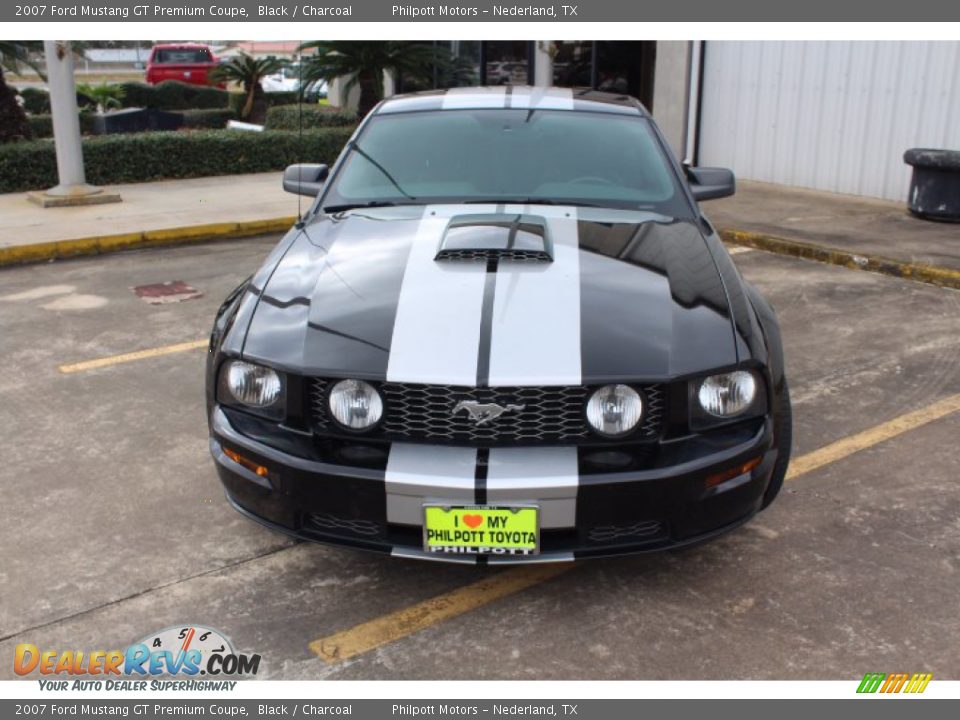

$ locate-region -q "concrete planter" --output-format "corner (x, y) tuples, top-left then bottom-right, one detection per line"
(903, 148), (960, 223)
(93, 108), (184, 135)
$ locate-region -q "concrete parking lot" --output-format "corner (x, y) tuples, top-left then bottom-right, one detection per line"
(1, 236), (958, 680)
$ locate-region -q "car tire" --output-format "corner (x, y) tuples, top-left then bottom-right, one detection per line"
(761, 380), (792, 509)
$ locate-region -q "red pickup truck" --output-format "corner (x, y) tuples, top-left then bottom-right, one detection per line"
(145, 44), (221, 87)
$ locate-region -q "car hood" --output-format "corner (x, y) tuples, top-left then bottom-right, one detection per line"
(240, 205), (739, 384)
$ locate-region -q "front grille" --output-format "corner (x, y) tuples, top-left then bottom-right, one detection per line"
(309, 380), (664, 445)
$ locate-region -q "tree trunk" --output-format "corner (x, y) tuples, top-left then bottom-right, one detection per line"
(357, 70), (380, 118)
(241, 83), (256, 121)
(0, 67), (33, 142)
(248, 84), (269, 125)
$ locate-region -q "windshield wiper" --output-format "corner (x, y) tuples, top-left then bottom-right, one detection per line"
(323, 200), (422, 213)
(349, 142), (417, 201)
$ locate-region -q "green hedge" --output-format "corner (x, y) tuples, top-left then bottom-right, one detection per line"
(265, 104), (358, 131)
(117, 80), (232, 110)
(19, 87), (51, 114)
(18, 87), (98, 115)
(0, 127), (355, 193)
(227, 90), (302, 115)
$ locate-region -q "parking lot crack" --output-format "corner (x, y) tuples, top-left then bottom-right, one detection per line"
(0, 542), (298, 643)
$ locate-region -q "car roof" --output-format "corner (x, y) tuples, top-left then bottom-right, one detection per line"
(375, 87), (649, 117)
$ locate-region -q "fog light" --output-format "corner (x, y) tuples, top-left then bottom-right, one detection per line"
(586, 384), (643, 437)
(328, 379), (384, 431)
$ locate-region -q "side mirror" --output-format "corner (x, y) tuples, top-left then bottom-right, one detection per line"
(686, 166), (735, 201)
(283, 164), (329, 197)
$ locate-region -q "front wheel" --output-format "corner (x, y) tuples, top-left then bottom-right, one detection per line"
(761, 380), (792, 509)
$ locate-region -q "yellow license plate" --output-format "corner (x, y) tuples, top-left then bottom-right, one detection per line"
(423, 505), (539, 556)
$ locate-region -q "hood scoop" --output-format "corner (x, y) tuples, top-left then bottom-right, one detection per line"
(435, 213), (553, 263)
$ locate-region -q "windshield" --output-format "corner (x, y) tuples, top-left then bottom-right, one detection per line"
(322, 109), (692, 216)
(153, 48), (212, 64)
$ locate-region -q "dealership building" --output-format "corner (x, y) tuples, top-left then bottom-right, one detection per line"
(356, 40), (959, 202)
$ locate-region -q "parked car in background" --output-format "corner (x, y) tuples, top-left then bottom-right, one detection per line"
(261, 64), (300, 93)
(261, 63), (328, 101)
(146, 43), (221, 87)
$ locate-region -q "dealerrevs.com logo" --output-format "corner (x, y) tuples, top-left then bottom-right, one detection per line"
(14, 625), (260, 689)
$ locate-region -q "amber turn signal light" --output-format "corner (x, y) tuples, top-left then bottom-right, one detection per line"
(223, 447), (269, 477)
(705, 456), (762, 488)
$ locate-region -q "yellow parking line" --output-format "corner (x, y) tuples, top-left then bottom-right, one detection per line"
(310, 392), (960, 664)
(309, 563), (571, 664)
(58, 339), (207, 374)
(786, 393), (960, 480)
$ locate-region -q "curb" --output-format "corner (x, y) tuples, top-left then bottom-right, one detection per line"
(720, 229), (960, 291)
(0, 216), (298, 268)
(2, 217), (959, 294)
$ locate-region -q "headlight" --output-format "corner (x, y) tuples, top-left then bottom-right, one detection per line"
(224, 360), (283, 408)
(586, 384), (643, 437)
(697, 371), (757, 417)
(328, 379), (384, 431)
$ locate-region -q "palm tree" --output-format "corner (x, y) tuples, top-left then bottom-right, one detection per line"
(76, 82), (125, 113)
(209, 52), (287, 124)
(0, 41), (44, 142)
(298, 41), (442, 118)
(400, 48), (477, 93)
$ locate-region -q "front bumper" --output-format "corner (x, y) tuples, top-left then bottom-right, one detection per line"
(209, 406), (777, 564)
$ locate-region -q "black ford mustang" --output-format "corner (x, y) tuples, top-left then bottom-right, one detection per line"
(206, 87), (791, 564)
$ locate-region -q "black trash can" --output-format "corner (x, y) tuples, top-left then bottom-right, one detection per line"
(903, 148), (960, 223)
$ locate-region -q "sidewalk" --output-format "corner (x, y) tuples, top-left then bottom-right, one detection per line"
(1, 174), (958, 286)
(0, 173), (298, 265)
(708, 180), (960, 274)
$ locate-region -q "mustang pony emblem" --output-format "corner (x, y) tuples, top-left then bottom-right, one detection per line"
(453, 400), (526, 425)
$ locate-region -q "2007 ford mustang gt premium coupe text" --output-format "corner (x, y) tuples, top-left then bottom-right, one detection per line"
(206, 87), (791, 563)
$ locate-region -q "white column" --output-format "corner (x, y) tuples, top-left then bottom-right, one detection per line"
(382, 69), (397, 98)
(43, 41), (93, 195)
(652, 41), (694, 162)
(29, 42), (120, 206)
(328, 75), (360, 112)
(533, 42), (554, 87)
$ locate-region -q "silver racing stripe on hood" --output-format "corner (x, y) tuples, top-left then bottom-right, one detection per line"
(386, 205), (496, 385)
(487, 205), (582, 386)
(385, 204), (583, 387)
